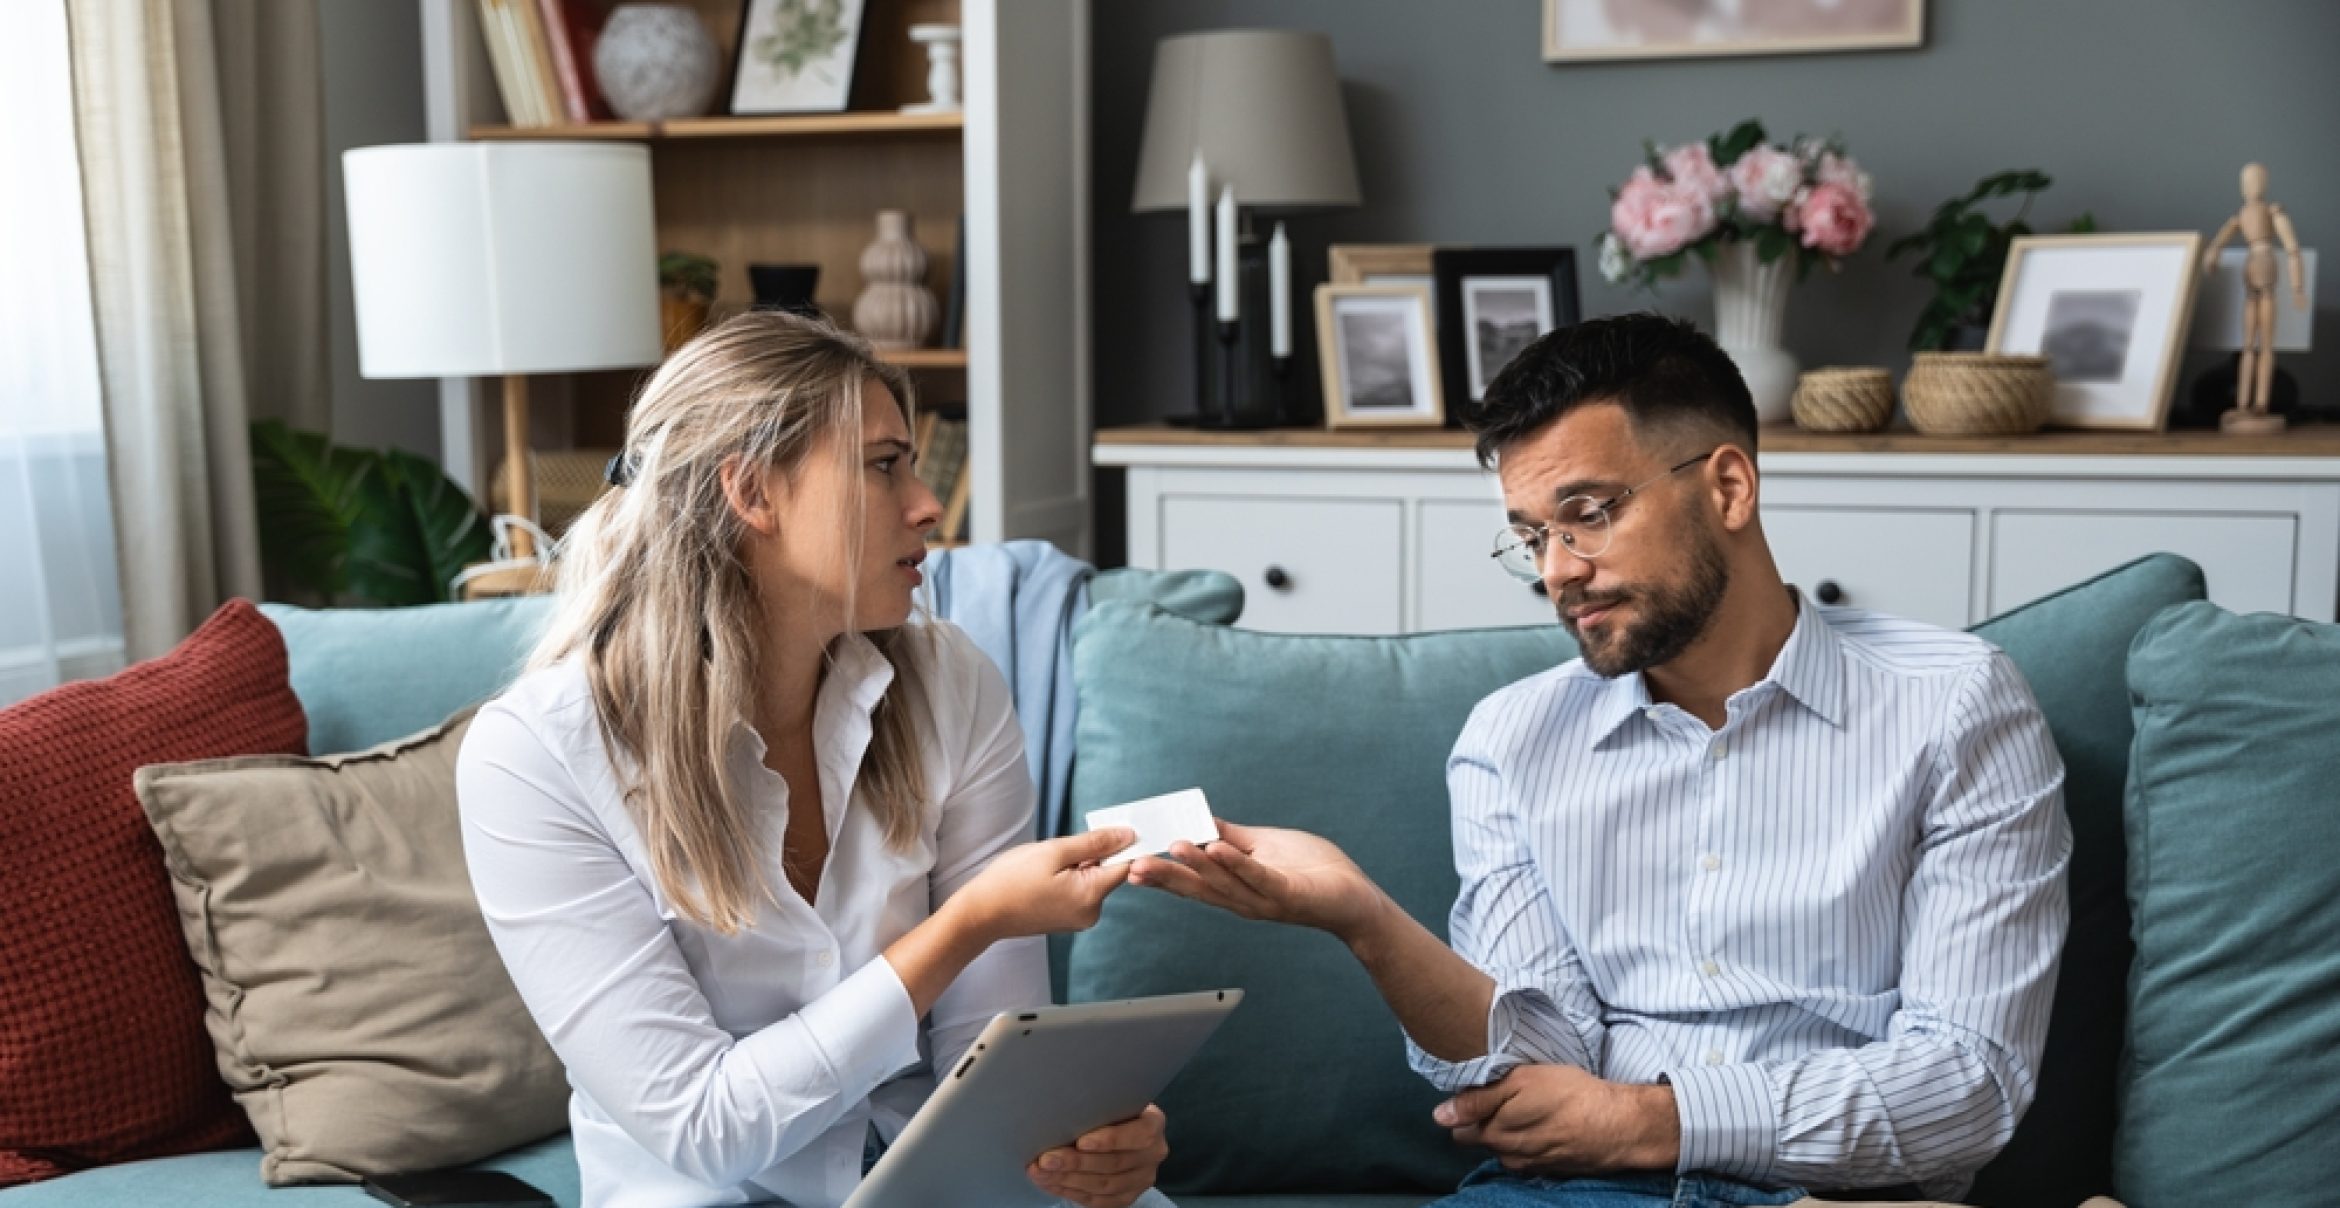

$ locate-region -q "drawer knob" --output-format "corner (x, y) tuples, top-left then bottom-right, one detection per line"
(1263, 566), (1292, 591)
(1815, 580), (1844, 605)
(1530, 580), (1549, 598)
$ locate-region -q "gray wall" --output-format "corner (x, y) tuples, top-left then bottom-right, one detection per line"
(1091, 0), (2339, 429)
(321, 0), (439, 460)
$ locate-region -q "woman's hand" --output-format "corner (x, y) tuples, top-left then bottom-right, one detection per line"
(947, 827), (1135, 945)
(1028, 1104), (1168, 1208)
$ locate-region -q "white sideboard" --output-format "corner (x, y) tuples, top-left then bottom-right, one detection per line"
(1095, 425), (2340, 635)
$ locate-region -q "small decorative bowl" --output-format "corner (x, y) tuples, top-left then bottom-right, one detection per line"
(1790, 368), (1895, 433)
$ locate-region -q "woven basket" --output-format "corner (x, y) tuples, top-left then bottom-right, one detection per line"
(1903, 352), (2053, 436)
(1791, 367), (1895, 433)
(493, 449), (620, 537)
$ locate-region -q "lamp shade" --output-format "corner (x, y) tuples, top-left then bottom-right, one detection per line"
(343, 142), (662, 378)
(1130, 30), (1361, 214)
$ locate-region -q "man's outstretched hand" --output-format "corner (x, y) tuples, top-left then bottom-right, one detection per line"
(1128, 820), (1389, 942)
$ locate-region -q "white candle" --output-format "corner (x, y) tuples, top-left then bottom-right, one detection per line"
(1188, 154), (1210, 286)
(1268, 222), (1291, 358)
(1215, 186), (1238, 323)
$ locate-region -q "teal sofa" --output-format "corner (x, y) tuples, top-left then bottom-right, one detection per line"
(9, 554), (2336, 1208)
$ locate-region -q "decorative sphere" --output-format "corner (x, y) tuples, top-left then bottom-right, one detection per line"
(593, 4), (720, 121)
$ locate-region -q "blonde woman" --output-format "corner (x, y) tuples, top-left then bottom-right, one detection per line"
(456, 312), (1170, 1208)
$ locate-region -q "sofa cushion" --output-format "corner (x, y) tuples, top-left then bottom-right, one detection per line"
(0, 1134), (580, 1207)
(261, 597), (553, 755)
(1092, 567), (1244, 627)
(1962, 553), (2206, 1207)
(1066, 604), (1573, 1195)
(0, 601), (306, 1186)
(132, 710), (570, 1185)
(2113, 602), (2340, 1207)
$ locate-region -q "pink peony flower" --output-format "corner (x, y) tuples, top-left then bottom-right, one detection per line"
(1662, 142), (1732, 206)
(1728, 146), (1804, 222)
(1611, 165), (1717, 260)
(1794, 181), (1874, 256)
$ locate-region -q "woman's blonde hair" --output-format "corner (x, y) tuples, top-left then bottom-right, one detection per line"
(528, 310), (929, 934)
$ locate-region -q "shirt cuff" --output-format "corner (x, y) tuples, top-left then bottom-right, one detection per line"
(774, 955), (923, 1103)
(1406, 982), (1543, 1092)
(1663, 1062), (1779, 1184)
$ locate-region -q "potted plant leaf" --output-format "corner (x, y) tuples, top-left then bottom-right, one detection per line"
(250, 420), (494, 607)
(1887, 170), (2096, 352)
(659, 250), (719, 353)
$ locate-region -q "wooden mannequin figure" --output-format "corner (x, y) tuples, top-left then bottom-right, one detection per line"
(2202, 162), (2309, 434)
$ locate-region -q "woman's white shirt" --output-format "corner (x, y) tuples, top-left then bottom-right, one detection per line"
(455, 621), (1048, 1208)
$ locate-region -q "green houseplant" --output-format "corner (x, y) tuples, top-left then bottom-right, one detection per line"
(1887, 169), (2096, 352)
(250, 419), (493, 607)
(659, 250), (719, 352)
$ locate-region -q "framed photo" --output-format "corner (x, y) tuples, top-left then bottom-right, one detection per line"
(1987, 232), (2205, 430)
(1315, 284), (1446, 430)
(1328, 244), (1438, 292)
(1543, 0), (1924, 63)
(1432, 247), (1581, 414)
(730, 0), (866, 116)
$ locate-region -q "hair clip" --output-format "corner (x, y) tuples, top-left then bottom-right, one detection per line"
(603, 452), (634, 488)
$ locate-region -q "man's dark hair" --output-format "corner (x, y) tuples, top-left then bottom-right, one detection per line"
(1465, 312), (1757, 468)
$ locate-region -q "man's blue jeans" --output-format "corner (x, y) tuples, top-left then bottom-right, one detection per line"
(1429, 1162), (1806, 1208)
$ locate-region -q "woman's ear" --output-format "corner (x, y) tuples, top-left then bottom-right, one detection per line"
(718, 454), (782, 536)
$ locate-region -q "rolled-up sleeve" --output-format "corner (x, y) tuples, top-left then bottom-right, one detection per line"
(457, 704), (923, 1189)
(1407, 700), (1610, 1093)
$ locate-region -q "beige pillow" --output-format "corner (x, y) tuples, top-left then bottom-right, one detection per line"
(134, 710), (569, 1184)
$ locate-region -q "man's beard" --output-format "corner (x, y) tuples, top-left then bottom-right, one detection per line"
(1559, 528), (1730, 678)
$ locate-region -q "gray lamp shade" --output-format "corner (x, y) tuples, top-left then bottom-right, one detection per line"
(1131, 30), (1361, 213)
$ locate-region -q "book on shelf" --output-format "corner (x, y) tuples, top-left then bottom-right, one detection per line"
(477, 0), (540, 127)
(536, 0), (611, 123)
(915, 408), (971, 543)
(507, 0), (565, 125)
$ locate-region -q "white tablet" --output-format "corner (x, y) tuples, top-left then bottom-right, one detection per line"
(843, 989), (1243, 1208)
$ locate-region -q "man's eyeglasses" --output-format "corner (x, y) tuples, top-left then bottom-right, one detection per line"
(1490, 451), (1716, 582)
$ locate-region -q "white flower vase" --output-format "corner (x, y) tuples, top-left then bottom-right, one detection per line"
(1709, 242), (1799, 426)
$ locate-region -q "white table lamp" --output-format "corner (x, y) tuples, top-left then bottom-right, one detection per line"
(343, 142), (661, 567)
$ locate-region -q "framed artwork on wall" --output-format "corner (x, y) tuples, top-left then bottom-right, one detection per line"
(730, 0), (866, 115)
(1431, 247), (1580, 416)
(1315, 284), (1446, 429)
(1987, 232), (2204, 431)
(1542, 0), (1924, 63)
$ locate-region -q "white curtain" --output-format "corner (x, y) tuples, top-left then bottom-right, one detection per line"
(0, 0), (125, 707)
(64, 0), (327, 663)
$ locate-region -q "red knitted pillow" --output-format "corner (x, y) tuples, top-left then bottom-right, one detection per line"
(0, 600), (307, 1185)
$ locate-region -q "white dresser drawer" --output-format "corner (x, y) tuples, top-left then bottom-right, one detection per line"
(1763, 506), (1977, 629)
(1159, 495), (1404, 633)
(1990, 511), (2297, 616)
(1415, 500), (1559, 631)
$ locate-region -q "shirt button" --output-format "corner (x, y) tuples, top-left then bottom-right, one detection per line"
(1700, 853), (1722, 872)
(1710, 742), (1728, 761)
(1705, 1050), (1725, 1065)
(1700, 959), (1721, 977)
(815, 950), (835, 968)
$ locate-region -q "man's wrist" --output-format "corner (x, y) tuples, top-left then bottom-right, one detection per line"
(1333, 888), (1401, 955)
(1626, 1082), (1681, 1171)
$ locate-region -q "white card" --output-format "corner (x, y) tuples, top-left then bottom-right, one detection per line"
(1084, 788), (1219, 865)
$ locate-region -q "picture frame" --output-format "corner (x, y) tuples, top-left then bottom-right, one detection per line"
(730, 0), (867, 116)
(1314, 284), (1446, 430)
(1987, 232), (2205, 431)
(1432, 247), (1581, 415)
(1328, 244), (1438, 291)
(1542, 0), (1924, 63)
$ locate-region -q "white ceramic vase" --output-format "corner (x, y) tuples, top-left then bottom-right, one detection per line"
(1709, 241), (1799, 425)
(853, 211), (937, 350)
(593, 4), (720, 122)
